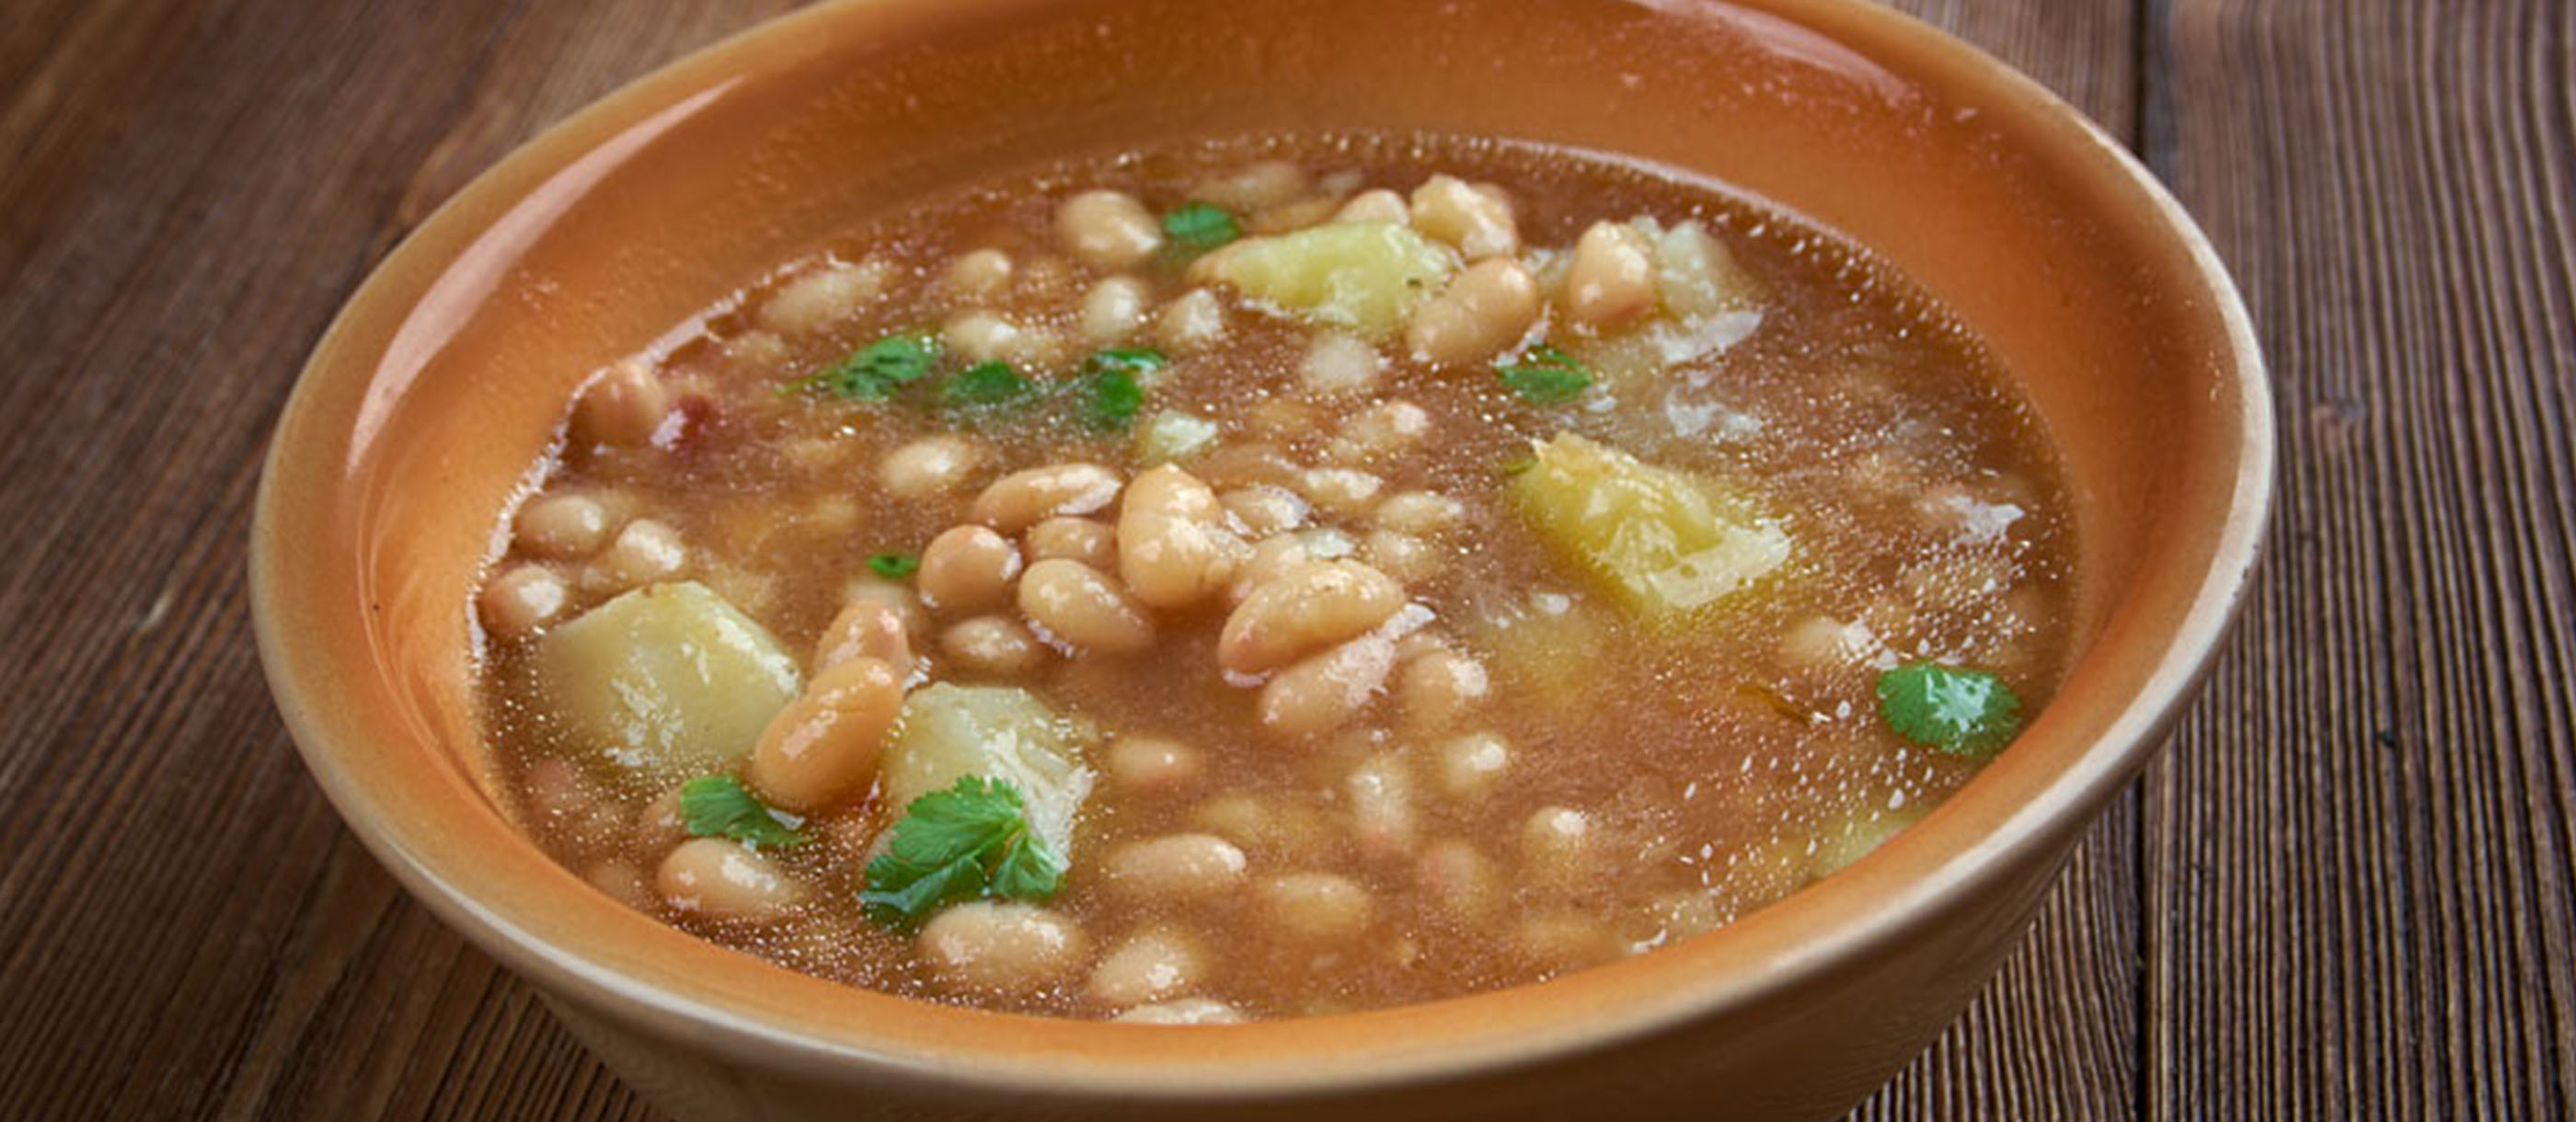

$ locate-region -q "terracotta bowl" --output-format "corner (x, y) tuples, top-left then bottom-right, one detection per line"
(251, 0), (2271, 1117)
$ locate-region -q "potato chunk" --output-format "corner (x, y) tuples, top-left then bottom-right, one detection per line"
(1197, 222), (1457, 339)
(1509, 433), (1790, 622)
(883, 685), (1097, 856)
(535, 581), (802, 782)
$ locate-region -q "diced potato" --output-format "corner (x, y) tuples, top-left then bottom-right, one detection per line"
(883, 684), (1097, 856)
(1509, 433), (1790, 622)
(535, 581), (802, 783)
(1137, 410), (1221, 467)
(1636, 217), (1764, 318)
(1196, 222), (1457, 338)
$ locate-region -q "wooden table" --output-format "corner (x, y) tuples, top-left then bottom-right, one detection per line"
(3, 0), (2569, 1116)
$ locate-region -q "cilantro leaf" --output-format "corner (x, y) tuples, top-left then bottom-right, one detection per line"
(858, 775), (1066, 928)
(868, 552), (920, 579)
(1161, 202), (1240, 254)
(941, 361), (1033, 407)
(678, 775), (810, 849)
(1074, 348), (1162, 430)
(1875, 663), (2023, 759)
(797, 333), (940, 400)
(1496, 344), (1593, 406)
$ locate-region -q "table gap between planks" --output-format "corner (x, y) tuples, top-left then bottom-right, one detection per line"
(0, 0), (2567, 1117)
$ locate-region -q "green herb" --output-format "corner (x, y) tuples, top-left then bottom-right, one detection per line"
(678, 775), (810, 849)
(1161, 201), (1240, 254)
(867, 552), (920, 579)
(941, 361), (1033, 407)
(859, 775), (1066, 928)
(795, 333), (940, 400)
(1495, 344), (1593, 406)
(1074, 348), (1164, 430)
(1875, 663), (2023, 759)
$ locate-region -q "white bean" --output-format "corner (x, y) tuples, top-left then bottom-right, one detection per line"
(1405, 258), (1540, 366)
(514, 493), (617, 559)
(480, 564), (569, 637)
(1563, 221), (1658, 326)
(917, 525), (1022, 613)
(1105, 834), (1248, 900)
(972, 464), (1123, 532)
(1154, 289), (1226, 352)
(1087, 930), (1206, 1008)
(1113, 997), (1247, 1025)
(1057, 189), (1162, 269)
(939, 614), (1046, 674)
(572, 359), (669, 447)
(1018, 558), (1154, 653)
(1409, 175), (1518, 259)
(944, 248), (1014, 303)
(1333, 189), (1409, 224)
(879, 436), (983, 500)
(748, 656), (903, 812)
(1081, 276), (1151, 342)
(1298, 332), (1384, 395)
(1220, 559), (1406, 674)
(1432, 732), (1511, 803)
(1106, 736), (1204, 795)
(1254, 873), (1375, 941)
(1025, 516), (1117, 569)
(813, 597), (914, 672)
(1258, 635), (1397, 738)
(756, 259), (889, 335)
(1346, 753), (1417, 860)
(1117, 464), (1247, 610)
(656, 838), (801, 922)
(588, 518), (686, 590)
(919, 902), (1089, 993)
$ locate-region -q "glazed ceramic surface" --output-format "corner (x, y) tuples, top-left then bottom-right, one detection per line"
(251, 0), (2271, 1118)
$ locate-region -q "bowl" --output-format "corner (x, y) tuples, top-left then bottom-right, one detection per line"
(249, 0), (2271, 1117)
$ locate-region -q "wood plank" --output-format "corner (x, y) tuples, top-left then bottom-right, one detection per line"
(2144, 0), (2576, 1116)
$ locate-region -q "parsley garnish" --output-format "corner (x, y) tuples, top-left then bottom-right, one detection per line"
(678, 775), (810, 849)
(1162, 202), (1240, 255)
(1496, 344), (1593, 405)
(1875, 663), (2023, 759)
(868, 552), (919, 579)
(794, 333), (940, 400)
(941, 361), (1033, 407)
(859, 775), (1066, 928)
(1075, 348), (1164, 430)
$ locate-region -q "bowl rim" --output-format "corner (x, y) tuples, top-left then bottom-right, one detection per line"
(251, 0), (2273, 1101)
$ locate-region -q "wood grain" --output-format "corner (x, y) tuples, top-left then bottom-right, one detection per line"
(0, 0), (2569, 1118)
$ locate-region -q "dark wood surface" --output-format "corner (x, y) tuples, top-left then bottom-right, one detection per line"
(2, 0), (2569, 1116)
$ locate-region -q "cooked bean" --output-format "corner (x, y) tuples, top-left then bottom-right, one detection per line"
(1190, 793), (1335, 864)
(1113, 998), (1247, 1025)
(1258, 635), (1397, 738)
(479, 563), (569, 637)
(1117, 464), (1248, 609)
(748, 656), (904, 812)
(1409, 175), (1518, 259)
(1154, 289), (1226, 352)
(944, 310), (1037, 365)
(919, 902), (1089, 993)
(1333, 188), (1409, 223)
(1193, 161), (1306, 212)
(1191, 442), (1300, 490)
(514, 493), (617, 559)
(1297, 466), (1385, 515)
(1056, 189), (1162, 269)
(1327, 400), (1432, 464)
(1087, 930), (1206, 1008)
(1405, 258), (1540, 366)
(1255, 873), (1375, 941)
(1025, 516), (1118, 568)
(1374, 490), (1465, 535)
(1563, 220), (1658, 326)
(572, 359), (670, 447)
(584, 859), (651, 910)
(843, 575), (932, 641)
(1521, 806), (1593, 890)
(1346, 753), (1417, 860)
(1081, 276), (1151, 342)
(1106, 736), (1204, 795)
(1780, 613), (1878, 672)
(1218, 485), (1309, 537)
(940, 614), (1046, 674)
(917, 525), (1022, 613)
(879, 435), (983, 500)
(1361, 529), (1443, 585)
(814, 597), (914, 672)
(972, 464), (1123, 532)
(631, 784), (689, 851)
(656, 838), (802, 922)
(1105, 834), (1248, 900)
(1018, 558), (1154, 653)
(588, 518), (687, 590)
(1416, 839), (1503, 922)
(1221, 559), (1406, 674)
(944, 248), (1014, 303)
(1228, 537), (1317, 604)
(1433, 732), (1511, 803)
(756, 259), (888, 335)
(1398, 647), (1490, 732)
(1298, 332), (1384, 395)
